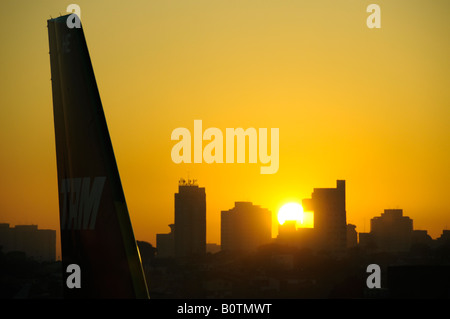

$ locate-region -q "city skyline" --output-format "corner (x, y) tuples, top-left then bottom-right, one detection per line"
(3, 177), (447, 261)
(1, 1), (450, 257)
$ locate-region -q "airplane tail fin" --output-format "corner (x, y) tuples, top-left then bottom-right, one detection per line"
(47, 14), (149, 299)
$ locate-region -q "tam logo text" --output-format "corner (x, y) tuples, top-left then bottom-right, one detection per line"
(60, 177), (106, 230)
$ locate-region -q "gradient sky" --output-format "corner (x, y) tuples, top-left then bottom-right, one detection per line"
(1, 1), (450, 258)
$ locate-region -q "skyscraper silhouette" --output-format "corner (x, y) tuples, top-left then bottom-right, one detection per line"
(371, 209), (413, 252)
(303, 180), (347, 253)
(174, 179), (206, 258)
(221, 202), (272, 252)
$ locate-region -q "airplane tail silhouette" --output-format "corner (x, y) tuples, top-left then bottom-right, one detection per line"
(47, 14), (149, 298)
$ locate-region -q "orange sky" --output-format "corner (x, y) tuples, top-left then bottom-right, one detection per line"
(1, 1), (450, 258)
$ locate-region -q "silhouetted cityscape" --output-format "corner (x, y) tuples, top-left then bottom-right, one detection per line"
(2, 178), (450, 298)
(152, 179), (450, 299)
(0, 224), (56, 261)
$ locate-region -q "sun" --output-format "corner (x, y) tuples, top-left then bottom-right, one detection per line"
(278, 202), (304, 226)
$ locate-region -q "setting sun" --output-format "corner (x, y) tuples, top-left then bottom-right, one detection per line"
(278, 203), (304, 226)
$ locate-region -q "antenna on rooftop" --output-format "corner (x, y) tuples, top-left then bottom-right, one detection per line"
(179, 175), (198, 186)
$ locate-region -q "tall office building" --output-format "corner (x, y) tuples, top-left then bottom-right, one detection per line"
(302, 180), (347, 253)
(370, 209), (413, 252)
(221, 202), (272, 252)
(174, 179), (206, 258)
(0, 223), (56, 261)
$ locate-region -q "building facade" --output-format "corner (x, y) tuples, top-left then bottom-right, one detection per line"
(221, 202), (272, 252)
(174, 180), (206, 258)
(0, 223), (56, 261)
(302, 180), (347, 253)
(370, 209), (413, 252)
